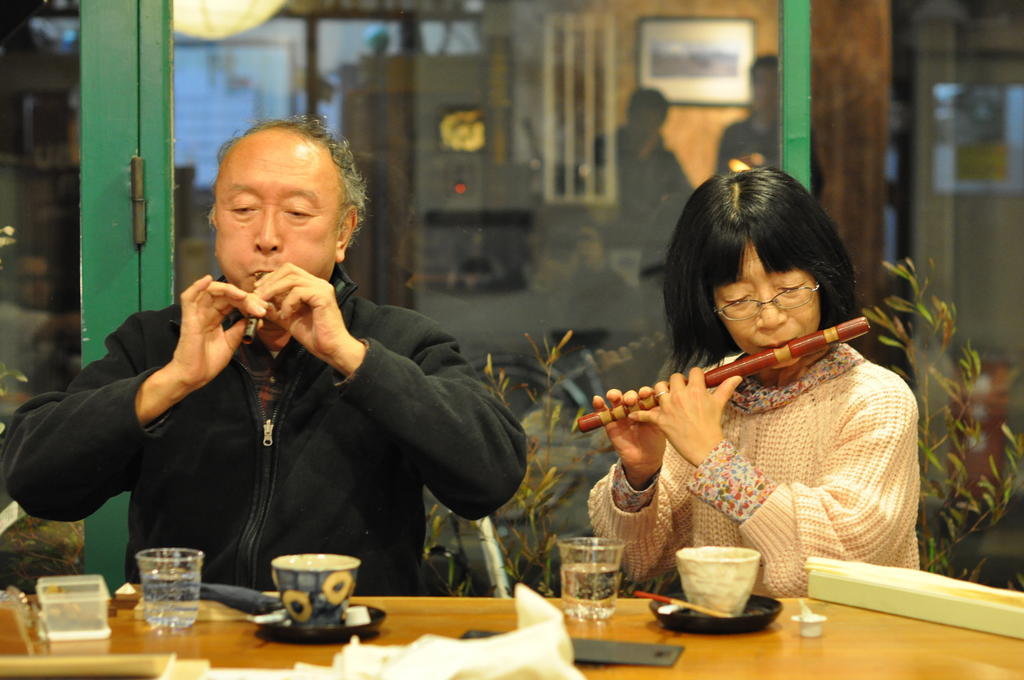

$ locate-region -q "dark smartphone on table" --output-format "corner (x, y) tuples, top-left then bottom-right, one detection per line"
(460, 630), (683, 667)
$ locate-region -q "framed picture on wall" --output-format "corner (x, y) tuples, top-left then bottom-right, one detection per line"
(932, 83), (1024, 194)
(636, 17), (756, 106)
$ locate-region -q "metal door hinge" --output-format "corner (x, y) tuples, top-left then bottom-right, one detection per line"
(130, 155), (147, 246)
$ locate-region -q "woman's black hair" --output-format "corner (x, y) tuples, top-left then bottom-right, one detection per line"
(663, 167), (856, 372)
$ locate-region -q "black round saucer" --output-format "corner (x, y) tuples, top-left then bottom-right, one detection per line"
(256, 606), (385, 643)
(650, 593), (782, 634)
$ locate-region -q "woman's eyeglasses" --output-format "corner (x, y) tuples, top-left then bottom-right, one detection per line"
(715, 283), (820, 321)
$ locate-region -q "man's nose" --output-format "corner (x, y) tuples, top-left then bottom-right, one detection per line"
(255, 212), (281, 252)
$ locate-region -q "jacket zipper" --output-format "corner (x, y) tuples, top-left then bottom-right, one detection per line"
(233, 353), (304, 587)
(232, 365), (271, 586)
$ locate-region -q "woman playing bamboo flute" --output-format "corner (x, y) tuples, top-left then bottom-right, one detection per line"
(588, 167), (919, 597)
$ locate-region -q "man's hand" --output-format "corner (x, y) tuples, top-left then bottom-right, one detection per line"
(254, 263), (366, 374)
(135, 275), (266, 425)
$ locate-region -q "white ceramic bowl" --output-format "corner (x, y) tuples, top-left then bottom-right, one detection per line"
(675, 546), (760, 617)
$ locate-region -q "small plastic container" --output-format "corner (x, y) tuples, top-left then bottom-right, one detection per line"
(792, 598), (827, 638)
(792, 612), (827, 637)
(344, 605), (371, 626)
(36, 574), (111, 641)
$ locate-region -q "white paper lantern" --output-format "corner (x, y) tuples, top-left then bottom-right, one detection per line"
(174, 0), (290, 40)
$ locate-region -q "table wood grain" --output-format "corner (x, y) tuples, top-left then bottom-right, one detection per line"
(40, 595), (1024, 678)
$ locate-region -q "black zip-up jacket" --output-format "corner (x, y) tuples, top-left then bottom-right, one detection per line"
(2, 268), (527, 594)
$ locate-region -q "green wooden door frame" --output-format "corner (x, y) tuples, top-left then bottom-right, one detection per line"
(80, 0), (173, 591)
(780, 0), (813, 189)
(139, 1), (176, 309)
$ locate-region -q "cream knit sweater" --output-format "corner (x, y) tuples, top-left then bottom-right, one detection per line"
(588, 349), (920, 597)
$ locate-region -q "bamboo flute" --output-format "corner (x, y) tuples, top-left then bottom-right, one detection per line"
(241, 272), (267, 344)
(575, 316), (870, 433)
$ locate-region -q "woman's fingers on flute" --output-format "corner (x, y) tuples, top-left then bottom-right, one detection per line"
(626, 380), (668, 424)
(621, 388), (642, 406)
(592, 387), (624, 412)
(648, 381), (672, 409)
(711, 375), (744, 405)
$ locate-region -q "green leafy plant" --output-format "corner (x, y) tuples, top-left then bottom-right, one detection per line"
(420, 506), (474, 596)
(422, 330), (614, 596)
(482, 330), (589, 596)
(0, 362), (28, 434)
(422, 330), (683, 598)
(864, 258), (1023, 581)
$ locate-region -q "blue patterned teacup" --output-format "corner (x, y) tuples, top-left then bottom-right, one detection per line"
(271, 553), (361, 627)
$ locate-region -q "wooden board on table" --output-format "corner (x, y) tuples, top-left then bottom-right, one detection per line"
(808, 571), (1024, 640)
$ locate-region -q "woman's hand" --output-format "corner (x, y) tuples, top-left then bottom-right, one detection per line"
(594, 385), (666, 488)
(629, 369), (743, 466)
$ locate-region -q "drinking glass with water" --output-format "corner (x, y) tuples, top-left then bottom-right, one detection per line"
(135, 547), (204, 631)
(557, 537), (625, 620)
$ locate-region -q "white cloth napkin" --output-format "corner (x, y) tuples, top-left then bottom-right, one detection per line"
(332, 584), (585, 680)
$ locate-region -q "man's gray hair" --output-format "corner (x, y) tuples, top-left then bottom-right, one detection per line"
(215, 115), (367, 237)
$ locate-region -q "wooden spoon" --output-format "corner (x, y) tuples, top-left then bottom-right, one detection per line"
(633, 590), (732, 618)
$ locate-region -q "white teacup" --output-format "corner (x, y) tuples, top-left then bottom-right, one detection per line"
(675, 546), (760, 617)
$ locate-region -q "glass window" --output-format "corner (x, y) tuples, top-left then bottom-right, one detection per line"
(172, 0), (781, 594)
(853, 1), (1024, 587)
(315, 19), (404, 132)
(175, 22), (306, 188)
(173, 0), (779, 366)
(910, 10), (1024, 587)
(0, 2), (83, 588)
(173, 18), (307, 285)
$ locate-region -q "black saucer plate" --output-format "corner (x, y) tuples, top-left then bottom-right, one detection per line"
(650, 593), (782, 634)
(257, 606), (386, 643)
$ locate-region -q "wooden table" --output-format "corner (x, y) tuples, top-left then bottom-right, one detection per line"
(40, 595), (1023, 679)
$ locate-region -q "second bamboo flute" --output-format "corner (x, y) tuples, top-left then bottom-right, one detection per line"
(242, 272), (267, 345)
(575, 316), (871, 432)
